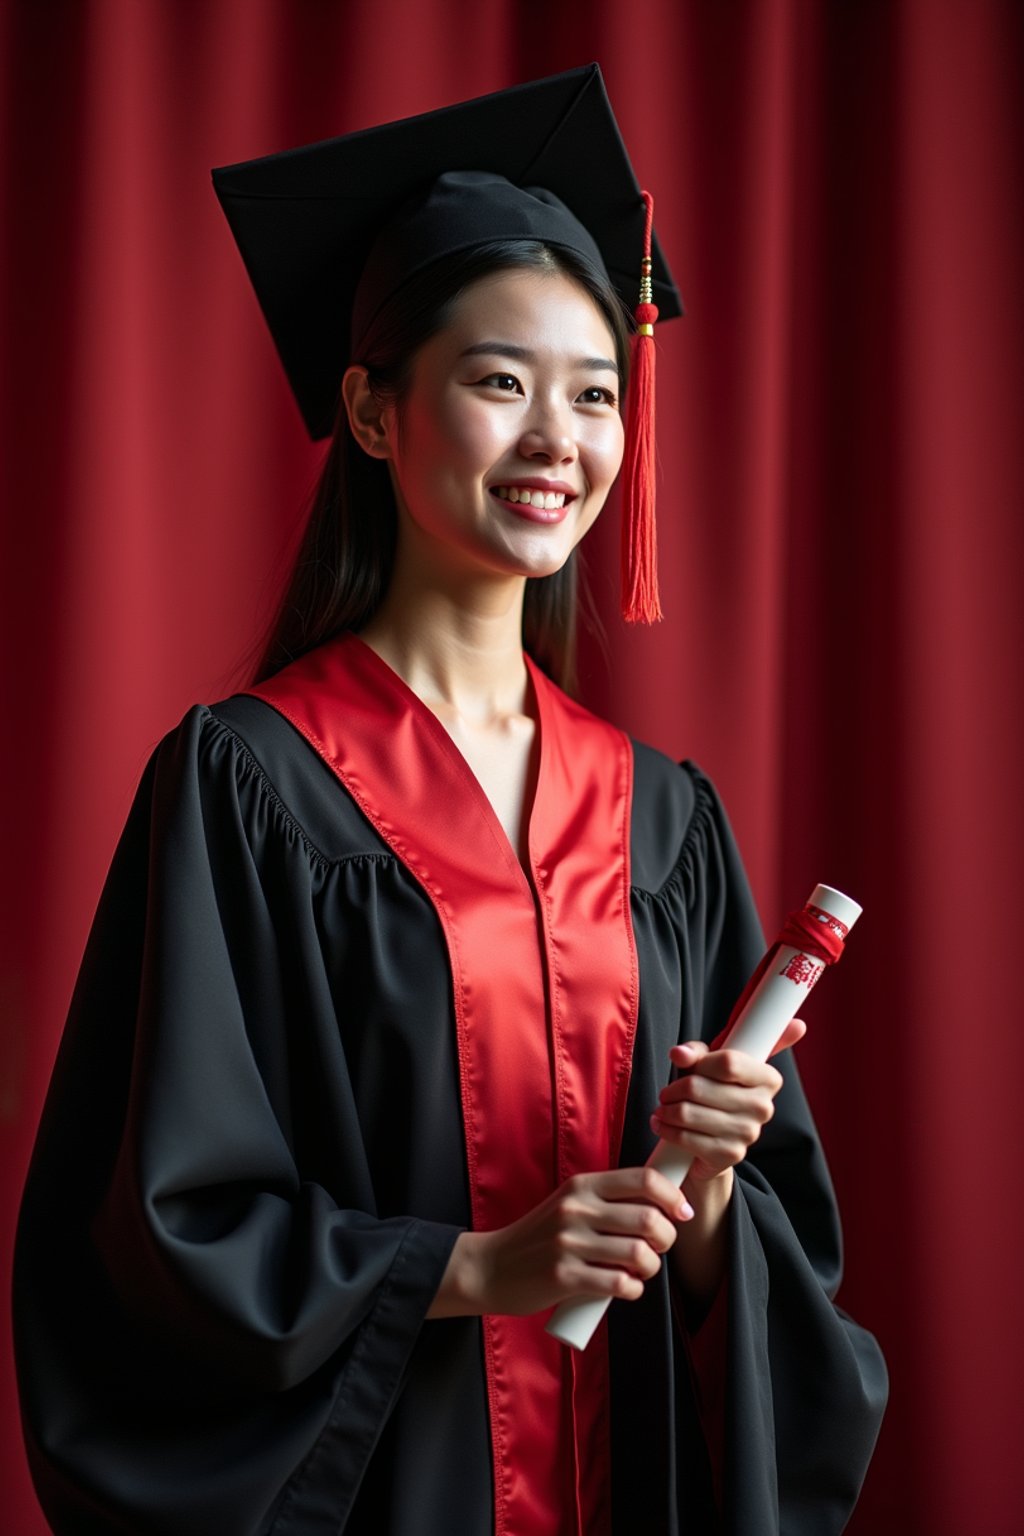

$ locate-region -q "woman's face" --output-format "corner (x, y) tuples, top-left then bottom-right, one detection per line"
(379, 267), (625, 585)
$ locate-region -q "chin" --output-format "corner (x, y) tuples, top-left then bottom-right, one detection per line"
(491, 526), (586, 577)
(491, 547), (575, 582)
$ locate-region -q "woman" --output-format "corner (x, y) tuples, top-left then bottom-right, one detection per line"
(14, 68), (886, 1536)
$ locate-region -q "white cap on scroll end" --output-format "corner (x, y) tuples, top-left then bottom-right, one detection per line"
(808, 885), (863, 932)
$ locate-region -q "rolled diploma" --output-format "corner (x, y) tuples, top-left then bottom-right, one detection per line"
(546, 883), (862, 1351)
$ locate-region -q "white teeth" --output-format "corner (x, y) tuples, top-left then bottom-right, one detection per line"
(492, 486), (568, 509)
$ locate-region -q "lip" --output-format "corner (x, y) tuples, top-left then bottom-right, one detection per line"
(495, 496), (570, 525)
(488, 478), (579, 525)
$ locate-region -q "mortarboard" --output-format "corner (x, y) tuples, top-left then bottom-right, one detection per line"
(211, 64), (681, 621)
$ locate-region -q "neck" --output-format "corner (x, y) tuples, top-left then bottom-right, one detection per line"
(358, 558), (530, 725)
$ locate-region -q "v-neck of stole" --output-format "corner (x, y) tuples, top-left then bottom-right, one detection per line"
(347, 632), (542, 897)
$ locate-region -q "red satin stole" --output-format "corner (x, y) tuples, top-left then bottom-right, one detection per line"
(247, 633), (639, 1536)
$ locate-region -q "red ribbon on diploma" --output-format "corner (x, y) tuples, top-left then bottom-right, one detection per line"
(712, 903), (847, 1050)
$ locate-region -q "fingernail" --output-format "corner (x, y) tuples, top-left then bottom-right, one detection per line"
(678, 1199), (694, 1220)
(649, 1114), (662, 1133)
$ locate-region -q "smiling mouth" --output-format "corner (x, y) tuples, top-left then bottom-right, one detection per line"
(490, 485), (572, 510)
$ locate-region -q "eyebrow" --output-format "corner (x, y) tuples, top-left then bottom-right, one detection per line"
(458, 342), (620, 374)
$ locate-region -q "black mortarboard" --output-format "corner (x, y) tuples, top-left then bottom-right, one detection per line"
(211, 64), (681, 444)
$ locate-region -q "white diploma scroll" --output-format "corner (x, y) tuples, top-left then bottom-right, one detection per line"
(546, 883), (862, 1352)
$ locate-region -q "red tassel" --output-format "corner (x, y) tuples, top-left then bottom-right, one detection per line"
(621, 191), (662, 623)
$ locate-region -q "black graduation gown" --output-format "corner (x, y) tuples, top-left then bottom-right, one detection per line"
(13, 643), (887, 1536)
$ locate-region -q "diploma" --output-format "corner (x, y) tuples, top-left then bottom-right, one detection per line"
(546, 883), (862, 1352)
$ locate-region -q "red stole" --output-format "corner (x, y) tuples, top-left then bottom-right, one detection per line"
(247, 633), (638, 1536)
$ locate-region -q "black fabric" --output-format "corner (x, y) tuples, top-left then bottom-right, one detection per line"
(14, 695), (886, 1535)
(210, 64), (682, 439)
(350, 171), (609, 356)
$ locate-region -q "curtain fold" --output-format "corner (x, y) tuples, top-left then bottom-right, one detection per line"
(3, 2), (1021, 1531)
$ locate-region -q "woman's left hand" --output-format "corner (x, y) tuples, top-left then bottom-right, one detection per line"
(650, 1018), (806, 1184)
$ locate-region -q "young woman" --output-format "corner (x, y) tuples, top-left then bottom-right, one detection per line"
(14, 68), (886, 1536)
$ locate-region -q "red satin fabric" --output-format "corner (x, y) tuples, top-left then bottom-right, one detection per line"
(247, 633), (638, 1536)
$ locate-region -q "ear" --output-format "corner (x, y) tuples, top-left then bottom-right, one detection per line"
(341, 365), (393, 459)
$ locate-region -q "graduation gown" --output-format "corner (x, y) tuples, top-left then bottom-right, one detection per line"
(14, 633), (886, 1535)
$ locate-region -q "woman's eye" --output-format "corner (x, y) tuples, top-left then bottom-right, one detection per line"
(481, 373), (521, 393)
(577, 385), (618, 407)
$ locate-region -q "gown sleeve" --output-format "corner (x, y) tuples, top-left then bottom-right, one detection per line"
(688, 763), (888, 1535)
(617, 753), (887, 1536)
(13, 706), (462, 1535)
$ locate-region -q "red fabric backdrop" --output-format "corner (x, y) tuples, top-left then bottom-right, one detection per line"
(3, 2), (1022, 1531)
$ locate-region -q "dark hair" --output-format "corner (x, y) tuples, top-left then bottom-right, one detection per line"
(251, 241), (631, 693)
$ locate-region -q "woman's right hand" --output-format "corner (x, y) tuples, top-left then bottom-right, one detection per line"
(427, 1167), (692, 1319)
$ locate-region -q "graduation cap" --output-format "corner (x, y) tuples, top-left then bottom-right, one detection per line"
(212, 64), (682, 621)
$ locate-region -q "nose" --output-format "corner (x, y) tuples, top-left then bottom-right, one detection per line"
(516, 396), (578, 464)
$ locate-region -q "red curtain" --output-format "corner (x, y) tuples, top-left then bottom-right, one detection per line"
(3, 2), (1022, 1531)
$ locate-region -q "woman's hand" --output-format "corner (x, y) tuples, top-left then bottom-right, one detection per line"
(428, 1024), (807, 1321)
(654, 1018), (806, 1317)
(427, 1166), (692, 1319)
(652, 1018), (806, 1183)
